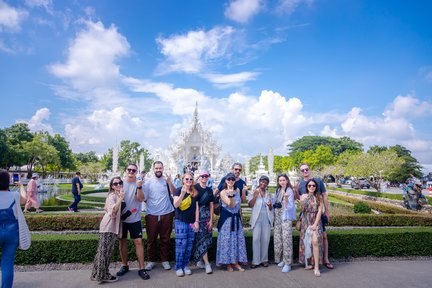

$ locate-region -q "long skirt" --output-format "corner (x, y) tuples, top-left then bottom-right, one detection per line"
(192, 205), (213, 263)
(216, 217), (247, 265)
(91, 232), (117, 281)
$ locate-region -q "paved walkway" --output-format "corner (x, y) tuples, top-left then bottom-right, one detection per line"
(13, 260), (430, 288)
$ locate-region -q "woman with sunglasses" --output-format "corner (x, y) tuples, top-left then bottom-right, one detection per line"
(173, 173), (199, 277)
(91, 176), (125, 283)
(299, 178), (323, 277)
(192, 170), (214, 274)
(272, 174), (296, 273)
(216, 173), (247, 272)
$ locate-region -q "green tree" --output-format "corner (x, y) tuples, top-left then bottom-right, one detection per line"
(288, 136), (363, 156)
(101, 141), (152, 172)
(74, 151), (99, 164)
(388, 145), (422, 182)
(21, 133), (59, 177)
(47, 133), (76, 171)
(4, 123), (34, 168)
(0, 129), (9, 168)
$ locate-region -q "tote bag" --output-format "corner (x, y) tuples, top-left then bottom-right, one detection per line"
(14, 192), (31, 250)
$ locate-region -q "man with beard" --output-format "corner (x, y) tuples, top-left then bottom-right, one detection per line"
(143, 161), (176, 271)
(295, 163), (334, 270)
(116, 164), (150, 280)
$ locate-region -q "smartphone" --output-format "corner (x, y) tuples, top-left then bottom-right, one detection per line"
(12, 173), (19, 184)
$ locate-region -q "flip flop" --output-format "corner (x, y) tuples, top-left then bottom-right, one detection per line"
(324, 262), (334, 269)
(305, 265), (313, 270)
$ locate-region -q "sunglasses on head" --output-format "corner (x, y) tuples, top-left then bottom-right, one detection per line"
(112, 181), (123, 186)
(127, 168), (137, 173)
(301, 168), (309, 173)
(227, 178), (235, 181)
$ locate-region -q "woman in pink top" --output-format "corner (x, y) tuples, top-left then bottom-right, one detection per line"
(91, 176), (125, 283)
(23, 173), (42, 213)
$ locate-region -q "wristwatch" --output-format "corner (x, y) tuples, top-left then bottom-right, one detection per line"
(136, 186), (142, 190)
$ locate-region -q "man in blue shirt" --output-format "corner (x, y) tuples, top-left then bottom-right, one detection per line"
(68, 172), (83, 212)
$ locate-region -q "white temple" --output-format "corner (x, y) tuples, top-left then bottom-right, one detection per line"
(168, 103), (221, 174)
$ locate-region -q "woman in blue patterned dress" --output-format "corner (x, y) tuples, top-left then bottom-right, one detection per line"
(216, 173), (247, 272)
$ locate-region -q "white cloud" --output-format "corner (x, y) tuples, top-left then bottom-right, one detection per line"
(49, 20), (130, 91)
(276, 0), (314, 15)
(224, 0), (263, 23)
(0, 0), (28, 32)
(383, 94), (432, 119)
(21, 108), (53, 133)
(202, 71), (259, 88)
(156, 26), (235, 74)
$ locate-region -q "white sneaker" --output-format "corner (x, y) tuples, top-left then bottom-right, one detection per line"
(196, 260), (205, 269)
(162, 261), (171, 270)
(277, 261), (285, 268)
(205, 263), (212, 274)
(145, 262), (155, 271)
(184, 266), (192, 275)
(176, 269), (184, 277)
(282, 264), (291, 273)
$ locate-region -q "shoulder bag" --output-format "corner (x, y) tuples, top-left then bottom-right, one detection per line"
(14, 192), (31, 250)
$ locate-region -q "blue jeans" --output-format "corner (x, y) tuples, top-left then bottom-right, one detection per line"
(69, 193), (81, 212)
(0, 221), (19, 288)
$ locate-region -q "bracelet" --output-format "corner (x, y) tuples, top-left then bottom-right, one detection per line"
(136, 186), (142, 189)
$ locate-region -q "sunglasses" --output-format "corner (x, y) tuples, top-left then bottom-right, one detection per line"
(227, 178), (235, 181)
(234, 168), (242, 171)
(308, 184), (316, 188)
(127, 168), (137, 173)
(112, 181), (123, 186)
(301, 168), (309, 173)
(201, 175), (209, 178)
(184, 178), (193, 181)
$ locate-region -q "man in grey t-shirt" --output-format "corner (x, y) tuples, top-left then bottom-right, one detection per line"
(116, 164), (150, 280)
(143, 161), (176, 271)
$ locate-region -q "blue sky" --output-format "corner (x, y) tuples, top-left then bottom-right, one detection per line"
(1, 0), (431, 171)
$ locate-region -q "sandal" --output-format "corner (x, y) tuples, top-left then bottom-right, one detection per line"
(324, 262), (334, 269)
(226, 265), (234, 272)
(234, 264), (245, 272)
(314, 269), (321, 277)
(250, 264), (258, 269)
(261, 262), (269, 267)
(304, 265), (313, 270)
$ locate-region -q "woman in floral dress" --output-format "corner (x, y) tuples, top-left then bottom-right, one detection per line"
(216, 173), (247, 272)
(299, 178), (323, 277)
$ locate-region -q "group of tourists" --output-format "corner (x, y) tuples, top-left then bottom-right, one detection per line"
(88, 161), (334, 283)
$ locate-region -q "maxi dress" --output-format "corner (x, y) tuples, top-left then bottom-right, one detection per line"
(299, 193), (323, 265)
(216, 191), (248, 265)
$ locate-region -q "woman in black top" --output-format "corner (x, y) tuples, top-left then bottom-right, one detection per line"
(173, 173), (199, 277)
(192, 170), (214, 274)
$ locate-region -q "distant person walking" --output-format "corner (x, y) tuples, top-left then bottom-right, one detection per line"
(0, 170), (26, 288)
(24, 173), (42, 213)
(91, 177), (125, 283)
(68, 172), (83, 213)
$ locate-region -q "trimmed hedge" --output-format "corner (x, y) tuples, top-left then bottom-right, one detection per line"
(23, 211), (432, 231)
(329, 193), (424, 215)
(22, 205), (100, 212)
(9, 228), (432, 264)
(332, 187), (432, 202)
